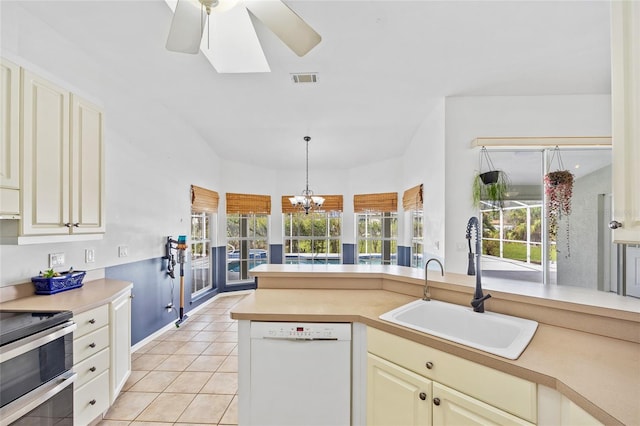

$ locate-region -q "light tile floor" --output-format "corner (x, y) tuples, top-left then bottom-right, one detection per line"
(98, 293), (247, 426)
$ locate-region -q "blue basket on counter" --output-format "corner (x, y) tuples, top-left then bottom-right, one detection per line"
(31, 270), (86, 295)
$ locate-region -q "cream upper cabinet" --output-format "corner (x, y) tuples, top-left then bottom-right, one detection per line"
(0, 58), (20, 216)
(20, 69), (105, 236)
(610, 1), (640, 243)
(71, 95), (105, 234)
(110, 290), (131, 404)
(368, 353), (432, 426)
(21, 69), (71, 235)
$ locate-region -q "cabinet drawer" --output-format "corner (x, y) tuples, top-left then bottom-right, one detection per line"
(74, 347), (110, 388)
(368, 327), (537, 423)
(74, 370), (110, 426)
(74, 305), (109, 338)
(74, 326), (109, 363)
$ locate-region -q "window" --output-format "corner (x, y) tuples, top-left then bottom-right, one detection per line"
(476, 148), (615, 292)
(355, 192), (398, 265)
(403, 184), (424, 268)
(191, 211), (213, 296)
(410, 210), (424, 268)
(190, 185), (219, 297)
(283, 195), (343, 264)
(226, 193), (271, 284)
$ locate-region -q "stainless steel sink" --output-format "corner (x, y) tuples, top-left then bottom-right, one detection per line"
(379, 299), (538, 359)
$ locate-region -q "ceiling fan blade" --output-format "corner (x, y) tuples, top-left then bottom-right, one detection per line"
(166, 0), (206, 54)
(245, 0), (321, 57)
(202, 6), (270, 73)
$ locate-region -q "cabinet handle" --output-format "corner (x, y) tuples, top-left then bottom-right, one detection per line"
(89, 399), (96, 406)
(609, 220), (623, 230)
(64, 222), (72, 228)
(425, 361), (434, 369)
(73, 223), (80, 227)
(89, 342), (96, 348)
(433, 397), (441, 406)
(419, 392), (427, 401)
(89, 319), (96, 324)
(89, 366), (96, 372)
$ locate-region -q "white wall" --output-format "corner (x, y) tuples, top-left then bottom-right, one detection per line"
(557, 165), (612, 289)
(400, 99), (446, 261)
(0, 6), (223, 285)
(444, 95), (611, 275)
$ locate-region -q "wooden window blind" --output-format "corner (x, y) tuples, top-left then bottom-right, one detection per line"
(353, 192), (398, 213)
(226, 193), (271, 214)
(191, 185), (219, 213)
(281, 195), (344, 213)
(402, 184), (424, 210)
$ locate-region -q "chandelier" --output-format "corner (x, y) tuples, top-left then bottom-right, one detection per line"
(289, 136), (324, 214)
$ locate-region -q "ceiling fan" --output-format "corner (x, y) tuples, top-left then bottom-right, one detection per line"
(165, 0), (321, 73)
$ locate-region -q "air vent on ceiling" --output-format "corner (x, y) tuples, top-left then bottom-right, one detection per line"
(291, 73), (318, 84)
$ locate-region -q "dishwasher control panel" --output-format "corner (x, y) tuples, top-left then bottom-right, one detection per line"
(251, 322), (352, 341)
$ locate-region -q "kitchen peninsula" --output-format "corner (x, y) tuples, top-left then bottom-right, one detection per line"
(231, 264), (640, 426)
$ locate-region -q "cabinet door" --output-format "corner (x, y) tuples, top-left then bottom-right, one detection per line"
(21, 70), (70, 235)
(110, 290), (131, 404)
(367, 353), (432, 426)
(611, 1), (640, 243)
(0, 58), (20, 216)
(432, 382), (534, 426)
(70, 95), (105, 233)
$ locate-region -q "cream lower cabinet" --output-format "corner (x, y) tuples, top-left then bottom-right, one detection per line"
(367, 328), (537, 426)
(110, 290), (132, 404)
(73, 290), (131, 423)
(73, 304), (111, 425)
(368, 353), (432, 426)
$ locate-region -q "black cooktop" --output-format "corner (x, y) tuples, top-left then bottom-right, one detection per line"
(0, 310), (73, 346)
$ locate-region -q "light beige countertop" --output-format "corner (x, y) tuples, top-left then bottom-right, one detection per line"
(0, 278), (132, 314)
(232, 265), (640, 426)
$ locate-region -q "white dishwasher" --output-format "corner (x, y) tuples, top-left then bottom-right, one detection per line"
(248, 321), (352, 426)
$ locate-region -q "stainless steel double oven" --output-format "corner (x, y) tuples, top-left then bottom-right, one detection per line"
(0, 310), (77, 425)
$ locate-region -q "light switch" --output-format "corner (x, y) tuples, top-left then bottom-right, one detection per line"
(85, 249), (95, 263)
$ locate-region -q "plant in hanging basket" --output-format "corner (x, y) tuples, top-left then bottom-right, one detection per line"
(544, 170), (574, 239)
(472, 170), (511, 210)
(479, 170), (500, 185)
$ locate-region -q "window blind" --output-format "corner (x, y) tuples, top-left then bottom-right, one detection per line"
(191, 185), (219, 213)
(226, 193), (271, 214)
(402, 184), (423, 210)
(353, 192), (398, 213)
(281, 195), (344, 213)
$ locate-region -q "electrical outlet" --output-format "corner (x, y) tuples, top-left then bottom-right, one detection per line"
(49, 252), (65, 268)
(118, 245), (128, 258)
(85, 249), (95, 263)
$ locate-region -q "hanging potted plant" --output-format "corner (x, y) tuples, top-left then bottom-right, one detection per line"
(544, 147), (574, 257)
(472, 147), (511, 209)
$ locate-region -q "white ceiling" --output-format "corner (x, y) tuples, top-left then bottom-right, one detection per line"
(2, 0), (612, 172)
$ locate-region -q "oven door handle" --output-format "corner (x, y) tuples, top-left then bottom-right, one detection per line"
(0, 370), (77, 426)
(0, 320), (77, 363)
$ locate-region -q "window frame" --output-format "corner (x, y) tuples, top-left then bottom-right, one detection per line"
(283, 210), (342, 264)
(190, 210), (214, 297)
(356, 211), (398, 265)
(226, 212), (270, 285)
